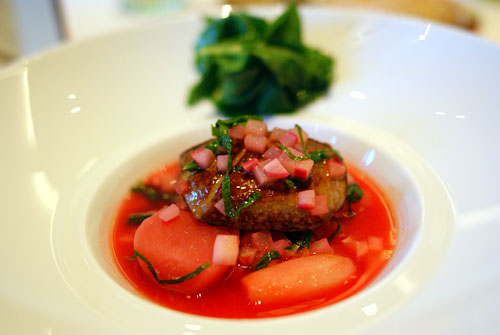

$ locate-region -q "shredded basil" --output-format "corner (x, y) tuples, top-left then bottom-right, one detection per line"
(133, 250), (210, 285)
(183, 160), (199, 172)
(328, 218), (341, 241)
(291, 124), (344, 163)
(131, 183), (160, 201)
(255, 250), (281, 271)
(284, 230), (313, 252)
(346, 182), (364, 216)
(205, 140), (219, 153)
(128, 211), (154, 224)
(231, 166), (244, 172)
(285, 178), (297, 189)
(295, 124), (308, 154)
(278, 143), (308, 161)
(234, 192), (261, 217)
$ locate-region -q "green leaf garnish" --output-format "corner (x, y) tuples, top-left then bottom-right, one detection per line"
(284, 230), (313, 252)
(183, 160), (199, 172)
(277, 143), (308, 161)
(231, 166), (244, 172)
(133, 250), (210, 285)
(128, 211), (154, 225)
(328, 218), (341, 241)
(205, 140), (219, 153)
(285, 178), (297, 189)
(346, 183), (364, 217)
(255, 250), (281, 271)
(131, 183), (160, 201)
(234, 192), (261, 217)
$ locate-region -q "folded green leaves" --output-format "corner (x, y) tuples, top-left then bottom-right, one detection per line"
(188, 4), (334, 116)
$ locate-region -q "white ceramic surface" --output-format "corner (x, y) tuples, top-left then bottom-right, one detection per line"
(1, 5), (499, 335)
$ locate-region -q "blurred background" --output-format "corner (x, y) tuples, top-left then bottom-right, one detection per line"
(0, 0), (499, 67)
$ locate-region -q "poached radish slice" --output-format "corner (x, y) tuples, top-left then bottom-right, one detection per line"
(217, 154), (229, 172)
(244, 134), (267, 154)
(309, 195), (328, 216)
(241, 158), (259, 172)
(191, 148), (215, 169)
(297, 190), (316, 209)
(158, 204), (180, 223)
(212, 235), (239, 265)
(228, 125), (246, 140)
(241, 254), (355, 307)
(134, 211), (238, 293)
(263, 158), (289, 179)
(244, 120), (268, 136)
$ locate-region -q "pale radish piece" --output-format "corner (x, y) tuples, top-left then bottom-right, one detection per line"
(249, 230), (273, 251)
(263, 145), (283, 160)
(327, 159), (346, 178)
(288, 146), (305, 157)
(291, 126), (309, 144)
(263, 158), (289, 179)
(293, 142), (306, 153)
(212, 235), (239, 265)
(244, 134), (267, 154)
(271, 239), (293, 258)
(253, 161), (276, 186)
(309, 194), (328, 216)
(191, 148), (215, 169)
(245, 119), (268, 136)
(310, 238), (333, 255)
(217, 154), (229, 172)
(158, 204), (180, 223)
(239, 245), (257, 266)
(269, 127), (286, 142)
(278, 131), (298, 147)
(145, 162), (181, 193)
(134, 211), (238, 293)
(228, 125), (246, 140)
(241, 158), (259, 172)
(297, 190), (316, 209)
(241, 254), (355, 307)
(173, 179), (188, 195)
(214, 199), (225, 216)
(278, 151), (297, 175)
(293, 159), (314, 179)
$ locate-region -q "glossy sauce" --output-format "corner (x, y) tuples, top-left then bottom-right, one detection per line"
(111, 163), (396, 318)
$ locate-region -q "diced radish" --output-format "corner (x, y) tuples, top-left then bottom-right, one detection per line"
(288, 146), (305, 157)
(228, 125), (246, 140)
(244, 134), (267, 154)
(145, 162), (181, 193)
(158, 204), (180, 223)
(250, 231), (273, 251)
(327, 160), (346, 178)
(173, 179), (188, 195)
(293, 142), (306, 153)
(244, 120), (267, 136)
(217, 154), (229, 172)
(239, 245), (257, 266)
(134, 211), (238, 293)
(278, 151), (297, 175)
(310, 238), (333, 255)
(212, 235), (239, 265)
(271, 239), (293, 258)
(263, 158), (289, 179)
(309, 194), (329, 216)
(241, 158), (259, 172)
(214, 199), (226, 216)
(263, 146), (283, 160)
(279, 131), (298, 147)
(291, 126), (309, 144)
(241, 254), (355, 307)
(253, 161), (276, 186)
(297, 190), (316, 209)
(191, 148), (215, 169)
(269, 127), (286, 142)
(293, 159), (314, 179)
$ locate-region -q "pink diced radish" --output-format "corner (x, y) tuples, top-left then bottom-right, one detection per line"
(241, 158), (259, 172)
(271, 239), (293, 258)
(297, 190), (316, 209)
(244, 134), (267, 154)
(158, 204), (180, 223)
(288, 146), (305, 157)
(278, 151), (297, 175)
(212, 235), (239, 265)
(191, 148), (215, 169)
(245, 120), (268, 136)
(309, 194), (329, 216)
(269, 128), (286, 142)
(294, 142), (307, 153)
(310, 238), (333, 255)
(279, 131), (298, 147)
(293, 159), (314, 179)
(263, 146), (283, 160)
(217, 154), (229, 172)
(263, 158), (289, 179)
(250, 231), (273, 251)
(291, 126), (309, 144)
(238, 245), (257, 266)
(173, 179), (188, 195)
(253, 161), (276, 186)
(327, 160), (346, 178)
(228, 125), (246, 140)
(215, 199), (226, 216)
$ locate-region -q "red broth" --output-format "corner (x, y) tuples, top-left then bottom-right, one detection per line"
(111, 162), (396, 318)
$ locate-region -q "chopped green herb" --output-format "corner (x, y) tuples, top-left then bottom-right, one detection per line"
(188, 3), (333, 116)
(183, 160), (199, 172)
(295, 124), (308, 154)
(346, 183), (364, 216)
(328, 218), (341, 241)
(278, 143), (308, 161)
(231, 166), (244, 172)
(234, 192), (261, 217)
(131, 183), (160, 201)
(128, 211), (154, 224)
(133, 250), (210, 285)
(205, 140), (219, 153)
(284, 230), (313, 252)
(255, 250), (281, 270)
(285, 178), (297, 189)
